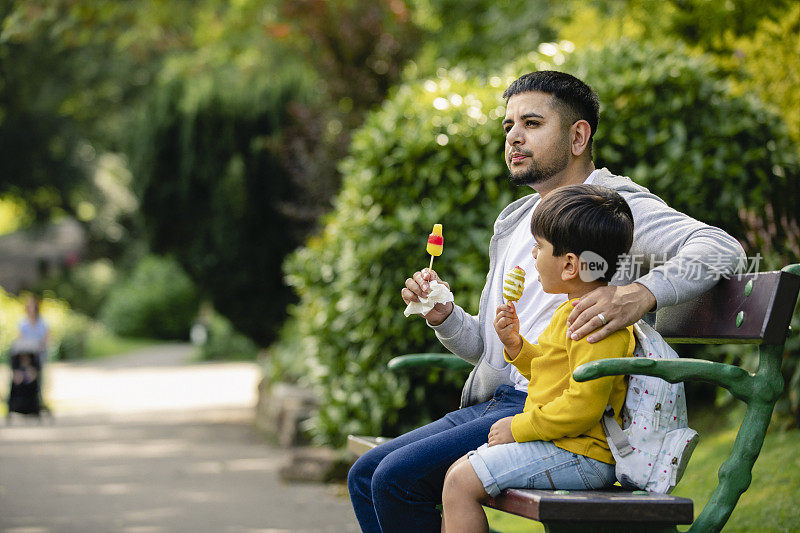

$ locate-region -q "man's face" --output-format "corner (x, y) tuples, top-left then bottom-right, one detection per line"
(503, 91), (571, 187)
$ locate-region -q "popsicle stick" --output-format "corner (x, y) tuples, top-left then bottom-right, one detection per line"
(429, 255), (435, 271)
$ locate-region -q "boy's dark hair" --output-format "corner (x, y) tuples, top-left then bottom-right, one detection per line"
(531, 184), (633, 283)
(503, 71), (600, 154)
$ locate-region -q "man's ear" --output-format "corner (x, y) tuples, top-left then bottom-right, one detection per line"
(562, 253), (580, 281)
(570, 120), (592, 157)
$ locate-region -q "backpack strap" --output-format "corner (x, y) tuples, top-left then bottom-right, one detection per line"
(601, 406), (634, 457)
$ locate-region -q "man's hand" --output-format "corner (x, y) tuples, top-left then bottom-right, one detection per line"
(488, 416), (515, 447)
(494, 303), (522, 359)
(566, 283), (656, 343)
(401, 268), (453, 325)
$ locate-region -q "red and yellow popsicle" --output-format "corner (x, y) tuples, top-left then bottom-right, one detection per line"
(427, 224), (443, 270)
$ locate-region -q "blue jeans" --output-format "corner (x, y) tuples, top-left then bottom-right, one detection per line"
(347, 385), (527, 533)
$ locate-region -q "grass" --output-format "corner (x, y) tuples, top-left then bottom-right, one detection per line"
(485, 404), (800, 532)
(82, 332), (157, 359)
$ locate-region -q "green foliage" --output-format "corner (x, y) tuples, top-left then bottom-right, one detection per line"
(197, 311), (259, 361)
(673, 405), (800, 532)
(129, 60), (317, 346)
(82, 333), (155, 360)
(0, 196), (31, 236)
(0, 0), (194, 220)
(53, 313), (156, 361)
(555, 0), (800, 149)
(728, 3), (800, 143)
(52, 312), (91, 361)
(554, 0), (793, 53)
(35, 259), (117, 318)
(0, 1), (87, 219)
(52, 315), (157, 361)
(409, 0), (560, 73)
(100, 255), (198, 340)
(659, 0), (793, 50)
(277, 0), (423, 114)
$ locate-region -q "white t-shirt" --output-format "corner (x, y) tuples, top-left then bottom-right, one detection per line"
(500, 170), (600, 392)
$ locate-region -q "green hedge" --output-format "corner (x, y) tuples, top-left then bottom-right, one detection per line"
(197, 311), (259, 361)
(129, 64), (315, 347)
(100, 255), (198, 340)
(272, 42), (799, 446)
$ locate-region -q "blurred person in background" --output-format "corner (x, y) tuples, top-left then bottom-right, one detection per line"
(18, 294), (49, 367)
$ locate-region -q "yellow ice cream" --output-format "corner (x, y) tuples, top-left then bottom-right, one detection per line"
(503, 266), (526, 301)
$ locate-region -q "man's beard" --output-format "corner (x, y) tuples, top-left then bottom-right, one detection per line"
(507, 141), (571, 187)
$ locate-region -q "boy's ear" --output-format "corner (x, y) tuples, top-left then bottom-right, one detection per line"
(562, 253), (580, 281)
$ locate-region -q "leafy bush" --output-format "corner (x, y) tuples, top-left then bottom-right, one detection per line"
(728, 3), (800, 144)
(411, 0), (558, 72)
(100, 255), (198, 340)
(36, 259), (118, 318)
(273, 42), (800, 446)
(196, 311), (259, 361)
(129, 64), (323, 347)
(52, 312), (91, 361)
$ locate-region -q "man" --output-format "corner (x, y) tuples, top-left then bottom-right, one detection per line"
(347, 70), (745, 532)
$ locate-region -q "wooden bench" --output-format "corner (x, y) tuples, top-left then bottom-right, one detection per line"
(348, 265), (800, 532)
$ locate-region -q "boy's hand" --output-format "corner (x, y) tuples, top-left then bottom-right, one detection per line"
(494, 302), (522, 359)
(488, 416), (515, 446)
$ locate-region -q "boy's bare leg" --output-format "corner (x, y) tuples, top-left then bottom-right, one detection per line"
(441, 455), (490, 533)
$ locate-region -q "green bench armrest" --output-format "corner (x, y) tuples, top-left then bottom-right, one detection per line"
(388, 353), (473, 372)
(574, 357), (753, 401)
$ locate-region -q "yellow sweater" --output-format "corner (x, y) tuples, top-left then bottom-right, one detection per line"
(505, 299), (634, 464)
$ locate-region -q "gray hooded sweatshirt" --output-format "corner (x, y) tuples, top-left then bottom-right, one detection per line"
(429, 168), (746, 407)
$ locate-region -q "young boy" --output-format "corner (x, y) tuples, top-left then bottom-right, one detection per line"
(441, 184), (636, 533)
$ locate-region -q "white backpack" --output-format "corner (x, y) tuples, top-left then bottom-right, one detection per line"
(600, 320), (699, 494)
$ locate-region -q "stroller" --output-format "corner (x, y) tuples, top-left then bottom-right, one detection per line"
(6, 339), (46, 423)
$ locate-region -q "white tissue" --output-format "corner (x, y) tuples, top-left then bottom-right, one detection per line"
(404, 280), (454, 317)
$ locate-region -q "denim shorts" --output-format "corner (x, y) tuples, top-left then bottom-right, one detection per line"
(467, 440), (616, 497)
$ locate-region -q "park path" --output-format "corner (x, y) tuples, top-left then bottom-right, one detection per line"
(0, 344), (359, 533)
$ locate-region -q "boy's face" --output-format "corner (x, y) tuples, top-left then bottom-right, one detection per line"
(532, 236), (567, 294)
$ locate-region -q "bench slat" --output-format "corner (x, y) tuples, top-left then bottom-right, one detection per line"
(485, 488), (693, 525)
(347, 435), (390, 457)
(655, 271), (800, 344)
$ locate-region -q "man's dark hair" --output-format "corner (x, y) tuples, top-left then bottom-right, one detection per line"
(504, 71), (600, 152)
(531, 184), (633, 283)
